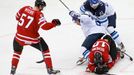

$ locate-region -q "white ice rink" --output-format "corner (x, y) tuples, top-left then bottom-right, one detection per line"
(0, 0), (134, 75)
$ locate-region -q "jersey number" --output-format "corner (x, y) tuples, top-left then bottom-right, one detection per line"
(18, 13), (34, 28)
(92, 41), (106, 48)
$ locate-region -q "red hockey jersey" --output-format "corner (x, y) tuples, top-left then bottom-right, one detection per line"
(15, 6), (56, 46)
(87, 39), (119, 72)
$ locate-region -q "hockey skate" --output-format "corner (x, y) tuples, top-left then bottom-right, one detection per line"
(10, 66), (16, 75)
(118, 42), (126, 52)
(47, 68), (60, 74)
(76, 57), (87, 65)
(116, 47), (124, 59)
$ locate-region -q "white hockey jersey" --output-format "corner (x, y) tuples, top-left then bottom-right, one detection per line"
(80, 1), (115, 28)
(78, 15), (108, 37)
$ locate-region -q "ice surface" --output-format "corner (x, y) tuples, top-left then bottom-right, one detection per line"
(0, 0), (134, 75)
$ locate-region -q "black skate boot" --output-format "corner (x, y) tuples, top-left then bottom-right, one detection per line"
(47, 68), (60, 74)
(10, 66), (16, 75)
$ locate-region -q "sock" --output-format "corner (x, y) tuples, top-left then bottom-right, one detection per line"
(107, 26), (122, 45)
(42, 50), (53, 68)
(11, 51), (22, 68)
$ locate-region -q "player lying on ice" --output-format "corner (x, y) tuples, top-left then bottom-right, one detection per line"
(86, 34), (122, 74)
(69, 11), (123, 74)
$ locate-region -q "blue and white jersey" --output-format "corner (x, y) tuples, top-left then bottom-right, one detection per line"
(80, 1), (115, 28)
(78, 15), (108, 37)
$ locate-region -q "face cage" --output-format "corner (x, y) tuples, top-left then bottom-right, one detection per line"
(90, 2), (99, 8)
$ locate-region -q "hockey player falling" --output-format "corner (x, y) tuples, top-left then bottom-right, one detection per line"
(10, 0), (61, 75)
(69, 10), (124, 74)
(80, 0), (125, 52)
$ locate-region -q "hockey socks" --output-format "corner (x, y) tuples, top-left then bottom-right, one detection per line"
(42, 50), (53, 68)
(11, 51), (22, 74)
(42, 50), (60, 74)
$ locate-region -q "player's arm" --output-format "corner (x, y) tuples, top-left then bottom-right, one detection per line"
(16, 7), (24, 21)
(87, 61), (96, 72)
(79, 1), (90, 15)
(107, 61), (115, 69)
(38, 13), (61, 30)
(69, 11), (81, 26)
(86, 52), (97, 72)
(15, 6), (29, 21)
(106, 55), (115, 69)
(41, 19), (61, 30)
(79, 2), (97, 19)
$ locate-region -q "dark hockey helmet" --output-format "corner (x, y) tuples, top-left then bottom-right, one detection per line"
(94, 51), (103, 66)
(35, 0), (46, 7)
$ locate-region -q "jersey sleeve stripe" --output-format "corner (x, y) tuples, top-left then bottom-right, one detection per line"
(38, 17), (46, 24)
(80, 6), (86, 13)
(40, 22), (47, 28)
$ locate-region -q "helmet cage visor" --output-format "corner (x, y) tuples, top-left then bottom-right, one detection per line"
(88, 0), (100, 8)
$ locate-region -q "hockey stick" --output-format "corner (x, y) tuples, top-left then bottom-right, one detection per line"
(116, 47), (133, 61)
(36, 59), (44, 63)
(59, 0), (71, 11)
(121, 51), (133, 61)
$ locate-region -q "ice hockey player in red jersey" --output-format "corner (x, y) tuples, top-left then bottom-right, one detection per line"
(10, 0), (61, 75)
(86, 34), (122, 74)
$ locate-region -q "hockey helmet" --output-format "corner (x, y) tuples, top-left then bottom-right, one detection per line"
(35, 0), (46, 7)
(94, 51), (103, 66)
(87, 0), (100, 8)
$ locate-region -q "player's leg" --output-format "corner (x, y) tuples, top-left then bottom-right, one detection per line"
(105, 35), (118, 60)
(31, 37), (60, 74)
(107, 14), (125, 51)
(103, 35), (124, 60)
(77, 33), (104, 65)
(107, 26), (125, 50)
(10, 39), (23, 75)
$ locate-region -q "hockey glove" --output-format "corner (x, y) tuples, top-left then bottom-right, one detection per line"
(52, 19), (61, 26)
(69, 11), (80, 21)
(95, 67), (104, 74)
(102, 66), (109, 73)
(95, 66), (109, 74)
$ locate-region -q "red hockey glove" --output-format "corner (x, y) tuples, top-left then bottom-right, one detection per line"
(52, 19), (61, 26)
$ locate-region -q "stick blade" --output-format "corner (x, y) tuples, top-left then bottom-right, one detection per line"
(36, 59), (44, 63)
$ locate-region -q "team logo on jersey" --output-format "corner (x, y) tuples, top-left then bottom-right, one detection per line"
(99, 11), (104, 16)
